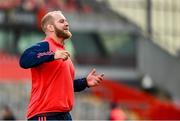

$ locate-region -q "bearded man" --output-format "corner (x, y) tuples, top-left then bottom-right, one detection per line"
(19, 11), (104, 121)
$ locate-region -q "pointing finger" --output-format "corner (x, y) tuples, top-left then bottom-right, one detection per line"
(89, 68), (96, 75)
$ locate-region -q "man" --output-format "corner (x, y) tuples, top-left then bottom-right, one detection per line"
(19, 10), (104, 120)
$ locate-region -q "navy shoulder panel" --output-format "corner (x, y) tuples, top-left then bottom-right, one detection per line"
(26, 41), (49, 52)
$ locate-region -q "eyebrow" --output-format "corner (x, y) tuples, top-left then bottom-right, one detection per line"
(58, 18), (67, 22)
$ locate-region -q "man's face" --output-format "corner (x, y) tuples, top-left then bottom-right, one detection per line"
(52, 13), (72, 39)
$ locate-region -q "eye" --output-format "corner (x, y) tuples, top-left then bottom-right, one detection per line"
(59, 19), (64, 23)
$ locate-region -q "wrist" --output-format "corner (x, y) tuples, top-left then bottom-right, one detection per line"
(83, 78), (89, 88)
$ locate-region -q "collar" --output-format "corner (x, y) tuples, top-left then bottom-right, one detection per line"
(45, 37), (64, 49)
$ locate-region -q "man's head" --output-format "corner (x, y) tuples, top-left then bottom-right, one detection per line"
(41, 11), (72, 39)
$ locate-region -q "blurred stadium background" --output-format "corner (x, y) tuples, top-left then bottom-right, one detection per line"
(0, 0), (180, 120)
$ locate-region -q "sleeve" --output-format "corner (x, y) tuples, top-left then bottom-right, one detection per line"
(74, 78), (89, 92)
(19, 41), (54, 69)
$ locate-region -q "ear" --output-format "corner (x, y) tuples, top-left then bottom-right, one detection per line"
(47, 24), (54, 32)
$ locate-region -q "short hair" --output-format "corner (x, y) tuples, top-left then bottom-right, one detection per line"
(41, 11), (62, 32)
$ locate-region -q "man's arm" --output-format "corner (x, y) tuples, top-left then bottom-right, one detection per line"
(74, 69), (104, 92)
(74, 78), (88, 92)
(19, 41), (54, 69)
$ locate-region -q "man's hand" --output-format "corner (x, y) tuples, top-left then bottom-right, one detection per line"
(86, 68), (104, 87)
(54, 49), (70, 61)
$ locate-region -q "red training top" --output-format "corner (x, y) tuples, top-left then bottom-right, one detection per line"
(26, 37), (75, 118)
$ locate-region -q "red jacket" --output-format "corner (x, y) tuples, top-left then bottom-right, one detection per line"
(19, 37), (87, 119)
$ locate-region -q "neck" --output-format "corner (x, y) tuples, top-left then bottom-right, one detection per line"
(47, 35), (64, 45)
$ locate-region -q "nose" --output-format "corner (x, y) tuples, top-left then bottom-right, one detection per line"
(65, 21), (69, 27)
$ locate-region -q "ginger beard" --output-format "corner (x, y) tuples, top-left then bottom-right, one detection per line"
(53, 24), (72, 39)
